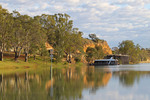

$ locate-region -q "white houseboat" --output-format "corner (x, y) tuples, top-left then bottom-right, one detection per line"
(93, 57), (118, 66)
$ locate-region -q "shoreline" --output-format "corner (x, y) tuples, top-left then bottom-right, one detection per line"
(140, 59), (150, 64)
(0, 59), (86, 75)
(1, 58), (150, 75)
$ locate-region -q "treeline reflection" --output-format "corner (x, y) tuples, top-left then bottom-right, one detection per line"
(0, 67), (150, 100)
(113, 71), (150, 87)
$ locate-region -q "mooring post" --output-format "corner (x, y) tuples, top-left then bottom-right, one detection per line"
(50, 55), (52, 80)
(49, 49), (53, 80)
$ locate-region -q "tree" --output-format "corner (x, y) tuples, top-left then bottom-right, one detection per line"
(10, 11), (32, 61)
(41, 13), (75, 62)
(0, 5), (13, 61)
(89, 34), (99, 42)
(86, 47), (97, 63)
(64, 28), (83, 63)
(1, 5), (87, 63)
(40, 14), (56, 45)
(86, 45), (105, 64)
(29, 16), (47, 60)
(139, 48), (148, 61)
(118, 40), (142, 63)
(112, 47), (119, 54)
(95, 45), (104, 59)
(118, 40), (135, 55)
(21, 15), (33, 62)
(11, 11), (46, 62)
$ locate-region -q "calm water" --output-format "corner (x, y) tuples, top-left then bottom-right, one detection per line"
(1, 63), (150, 100)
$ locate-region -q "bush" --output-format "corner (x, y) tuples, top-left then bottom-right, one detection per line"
(75, 57), (81, 63)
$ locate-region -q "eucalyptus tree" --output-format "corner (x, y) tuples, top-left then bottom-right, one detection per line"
(42, 13), (74, 62)
(86, 47), (97, 63)
(85, 45), (104, 64)
(21, 15), (33, 62)
(64, 28), (83, 63)
(52, 14), (84, 63)
(12, 13), (47, 62)
(118, 40), (142, 63)
(11, 11), (33, 61)
(29, 16), (47, 60)
(112, 47), (119, 54)
(139, 48), (148, 61)
(0, 5), (13, 61)
(38, 14), (56, 58)
(40, 14), (56, 45)
(89, 33), (99, 42)
(56, 14), (73, 62)
(38, 13), (84, 62)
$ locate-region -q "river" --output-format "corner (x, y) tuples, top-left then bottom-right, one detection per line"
(0, 63), (150, 100)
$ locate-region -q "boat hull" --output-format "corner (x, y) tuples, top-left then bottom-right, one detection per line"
(93, 60), (118, 66)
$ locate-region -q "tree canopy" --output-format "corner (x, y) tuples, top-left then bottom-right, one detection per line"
(118, 40), (148, 63)
(0, 5), (84, 63)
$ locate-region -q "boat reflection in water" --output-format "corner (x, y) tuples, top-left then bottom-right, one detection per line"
(0, 63), (150, 100)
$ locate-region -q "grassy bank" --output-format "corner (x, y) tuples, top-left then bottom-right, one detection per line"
(0, 57), (86, 74)
(0, 58), (45, 74)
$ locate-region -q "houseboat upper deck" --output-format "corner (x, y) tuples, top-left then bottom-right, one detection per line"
(93, 57), (118, 66)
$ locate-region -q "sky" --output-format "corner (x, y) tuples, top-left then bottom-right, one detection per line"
(0, 0), (150, 48)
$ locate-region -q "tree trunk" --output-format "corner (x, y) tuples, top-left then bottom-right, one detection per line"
(66, 54), (69, 62)
(15, 52), (19, 61)
(34, 55), (36, 60)
(25, 52), (28, 62)
(0, 51), (3, 61)
(68, 52), (71, 63)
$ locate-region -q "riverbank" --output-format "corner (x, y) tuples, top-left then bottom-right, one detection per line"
(0, 58), (86, 75)
(140, 60), (150, 64)
(140, 58), (150, 64)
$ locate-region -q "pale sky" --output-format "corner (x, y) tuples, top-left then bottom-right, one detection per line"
(0, 0), (150, 48)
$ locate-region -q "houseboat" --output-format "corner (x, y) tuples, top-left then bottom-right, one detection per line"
(93, 57), (118, 66)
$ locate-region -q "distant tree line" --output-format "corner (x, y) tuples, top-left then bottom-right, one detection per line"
(0, 5), (83, 62)
(112, 40), (149, 64)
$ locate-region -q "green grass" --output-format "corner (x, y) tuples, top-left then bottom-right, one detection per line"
(0, 56), (86, 75)
(0, 56), (50, 74)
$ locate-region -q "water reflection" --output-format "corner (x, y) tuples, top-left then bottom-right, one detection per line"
(113, 71), (150, 87)
(0, 64), (150, 100)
